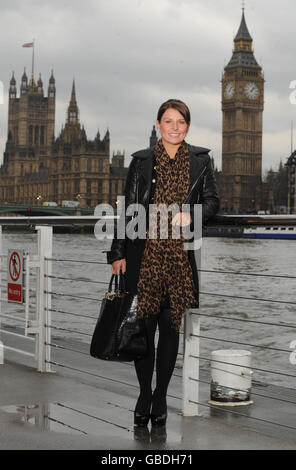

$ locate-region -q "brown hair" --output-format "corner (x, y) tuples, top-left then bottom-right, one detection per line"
(157, 99), (191, 124)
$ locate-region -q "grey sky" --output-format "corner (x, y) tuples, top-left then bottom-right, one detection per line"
(0, 0), (295, 173)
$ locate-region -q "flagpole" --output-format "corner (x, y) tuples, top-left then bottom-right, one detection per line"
(32, 38), (35, 77)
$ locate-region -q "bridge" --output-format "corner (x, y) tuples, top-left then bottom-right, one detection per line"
(0, 203), (93, 216)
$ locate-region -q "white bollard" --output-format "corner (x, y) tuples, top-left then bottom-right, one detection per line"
(209, 349), (253, 406)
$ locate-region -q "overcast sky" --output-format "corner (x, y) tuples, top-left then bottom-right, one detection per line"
(0, 0), (295, 173)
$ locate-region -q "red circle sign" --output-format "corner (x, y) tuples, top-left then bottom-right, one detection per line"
(9, 251), (21, 282)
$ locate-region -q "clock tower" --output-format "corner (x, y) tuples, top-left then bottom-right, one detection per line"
(221, 9), (264, 213)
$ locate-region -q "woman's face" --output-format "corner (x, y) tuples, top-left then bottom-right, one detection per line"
(156, 108), (190, 146)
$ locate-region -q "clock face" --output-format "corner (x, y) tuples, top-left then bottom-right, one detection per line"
(244, 82), (259, 100)
(224, 82), (235, 99)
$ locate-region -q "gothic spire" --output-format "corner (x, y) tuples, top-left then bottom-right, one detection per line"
(234, 9), (252, 42)
(225, 9), (261, 70)
(48, 69), (56, 98)
(10, 71), (16, 86)
(104, 128), (110, 140)
(67, 79), (79, 124)
(70, 79), (77, 106)
(49, 69), (55, 84)
(9, 71), (16, 99)
(22, 67), (28, 82)
(150, 124), (157, 147)
(20, 67), (28, 93)
(28, 73), (37, 88)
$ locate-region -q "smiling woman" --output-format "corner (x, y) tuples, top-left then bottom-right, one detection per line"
(107, 98), (220, 429)
(156, 100), (190, 155)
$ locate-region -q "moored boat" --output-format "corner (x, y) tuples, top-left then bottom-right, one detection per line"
(244, 226), (296, 239)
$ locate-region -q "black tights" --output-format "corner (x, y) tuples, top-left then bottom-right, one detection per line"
(134, 305), (180, 415)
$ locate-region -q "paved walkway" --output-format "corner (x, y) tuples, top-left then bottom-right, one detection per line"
(0, 358), (295, 450)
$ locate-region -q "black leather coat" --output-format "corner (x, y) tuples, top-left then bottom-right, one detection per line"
(106, 143), (220, 306)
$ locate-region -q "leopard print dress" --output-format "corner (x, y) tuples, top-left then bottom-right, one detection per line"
(136, 139), (198, 331)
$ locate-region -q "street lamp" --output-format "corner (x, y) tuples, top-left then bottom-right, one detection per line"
(37, 195), (42, 206)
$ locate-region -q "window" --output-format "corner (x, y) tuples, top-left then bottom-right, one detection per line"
(251, 137), (255, 153)
(34, 126), (39, 144)
(29, 126), (33, 145)
(244, 112), (248, 129)
(40, 126), (45, 145)
(87, 180), (91, 194)
(251, 114), (256, 131)
(70, 111), (77, 122)
(74, 180), (80, 194)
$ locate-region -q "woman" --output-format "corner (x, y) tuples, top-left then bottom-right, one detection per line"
(107, 99), (219, 427)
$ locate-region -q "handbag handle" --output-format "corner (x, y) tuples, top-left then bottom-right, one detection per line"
(106, 272), (126, 302)
(108, 274), (118, 293)
(119, 272), (126, 293)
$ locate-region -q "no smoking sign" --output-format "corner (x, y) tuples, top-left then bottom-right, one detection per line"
(7, 250), (24, 303)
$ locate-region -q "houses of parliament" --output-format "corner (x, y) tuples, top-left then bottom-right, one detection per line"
(1, 9), (295, 214)
(0, 70), (127, 208)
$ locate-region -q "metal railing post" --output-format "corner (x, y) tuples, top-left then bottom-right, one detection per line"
(182, 208), (202, 416)
(35, 225), (53, 372)
(182, 310), (200, 416)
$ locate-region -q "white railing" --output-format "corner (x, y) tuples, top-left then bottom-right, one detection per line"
(0, 218), (201, 414)
(1, 217), (296, 432)
(0, 225), (53, 372)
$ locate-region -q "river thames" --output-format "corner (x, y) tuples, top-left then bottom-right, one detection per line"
(1, 231), (295, 388)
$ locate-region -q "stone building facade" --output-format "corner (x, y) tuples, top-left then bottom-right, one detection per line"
(0, 70), (127, 208)
(286, 150), (296, 214)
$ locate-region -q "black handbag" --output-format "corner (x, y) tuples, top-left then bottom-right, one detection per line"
(90, 273), (148, 361)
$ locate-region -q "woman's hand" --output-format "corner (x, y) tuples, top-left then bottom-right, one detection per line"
(172, 212), (192, 227)
(111, 258), (126, 275)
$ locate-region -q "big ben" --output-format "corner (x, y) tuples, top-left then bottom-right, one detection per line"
(221, 9), (264, 213)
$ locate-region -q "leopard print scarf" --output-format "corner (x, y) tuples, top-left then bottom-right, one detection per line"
(136, 138), (198, 331)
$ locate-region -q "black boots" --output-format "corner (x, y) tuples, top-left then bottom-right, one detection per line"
(134, 391), (152, 427)
(134, 411), (150, 427)
(134, 411), (167, 427)
(150, 389), (167, 427)
(150, 412), (167, 427)
(134, 390), (167, 427)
